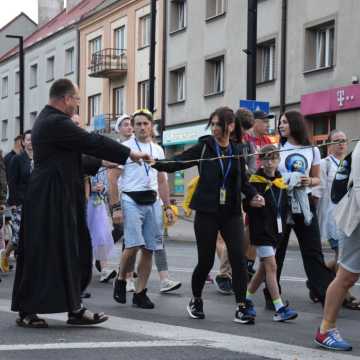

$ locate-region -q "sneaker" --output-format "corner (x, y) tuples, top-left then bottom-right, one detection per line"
(113, 279), (127, 304)
(273, 305), (298, 322)
(234, 300), (256, 324)
(95, 260), (102, 273)
(206, 274), (213, 284)
(214, 275), (233, 295)
(126, 278), (136, 292)
(314, 328), (352, 351)
(100, 269), (117, 283)
(0, 250), (9, 273)
(160, 279), (182, 293)
(133, 288), (154, 309)
(186, 298), (205, 319)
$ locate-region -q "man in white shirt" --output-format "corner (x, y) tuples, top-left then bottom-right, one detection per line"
(113, 109), (174, 309)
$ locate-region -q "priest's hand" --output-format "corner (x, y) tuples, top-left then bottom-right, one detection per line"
(129, 150), (153, 164)
(102, 160), (118, 168)
(249, 194), (265, 208)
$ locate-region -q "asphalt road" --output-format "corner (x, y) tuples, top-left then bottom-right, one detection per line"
(0, 239), (359, 360)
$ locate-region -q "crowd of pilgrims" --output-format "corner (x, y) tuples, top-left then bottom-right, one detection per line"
(0, 78), (359, 353)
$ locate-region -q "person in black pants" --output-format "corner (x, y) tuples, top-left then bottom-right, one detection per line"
(264, 111), (335, 307)
(152, 107), (264, 324)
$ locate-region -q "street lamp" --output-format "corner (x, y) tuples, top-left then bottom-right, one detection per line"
(6, 35), (24, 135)
(148, 0), (156, 113)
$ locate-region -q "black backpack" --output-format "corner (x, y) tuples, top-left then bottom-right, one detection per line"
(331, 152), (352, 204)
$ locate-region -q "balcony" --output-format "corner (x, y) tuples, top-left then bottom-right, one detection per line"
(88, 48), (127, 78)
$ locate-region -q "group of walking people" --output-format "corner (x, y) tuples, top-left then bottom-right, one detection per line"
(0, 78), (359, 353)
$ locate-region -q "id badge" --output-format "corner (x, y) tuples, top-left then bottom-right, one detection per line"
(220, 187), (226, 205)
(277, 216), (283, 234)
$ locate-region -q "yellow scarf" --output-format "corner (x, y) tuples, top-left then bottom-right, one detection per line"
(249, 174), (288, 192)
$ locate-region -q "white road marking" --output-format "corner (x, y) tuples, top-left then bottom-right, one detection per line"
(0, 340), (200, 351)
(0, 300), (356, 360)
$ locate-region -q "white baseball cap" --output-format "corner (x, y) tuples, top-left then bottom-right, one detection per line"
(114, 114), (131, 133)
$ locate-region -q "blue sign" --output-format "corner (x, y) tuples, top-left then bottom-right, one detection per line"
(240, 100), (270, 113)
(93, 114), (106, 130)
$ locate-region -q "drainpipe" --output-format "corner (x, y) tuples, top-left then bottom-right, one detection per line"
(279, 0), (287, 121)
(246, 0), (257, 100)
(149, 0), (157, 113)
(160, 0), (168, 143)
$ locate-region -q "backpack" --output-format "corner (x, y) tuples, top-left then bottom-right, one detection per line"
(331, 152), (352, 204)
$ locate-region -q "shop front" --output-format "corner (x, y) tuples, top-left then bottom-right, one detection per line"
(162, 122), (211, 197)
(301, 84), (360, 156)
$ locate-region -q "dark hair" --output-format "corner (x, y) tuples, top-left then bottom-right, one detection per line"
(235, 108), (254, 131)
(279, 111), (311, 146)
(259, 144), (280, 159)
(22, 130), (31, 141)
(14, 135), (22, 142)
(49, 78), (76, 99)
(207, 106), (235, 136)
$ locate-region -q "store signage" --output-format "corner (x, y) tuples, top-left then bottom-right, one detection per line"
(162, 123), (211, 146)
(301, 84), (360, 116)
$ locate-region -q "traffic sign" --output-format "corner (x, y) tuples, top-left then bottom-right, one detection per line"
(239, 99), (270, 113)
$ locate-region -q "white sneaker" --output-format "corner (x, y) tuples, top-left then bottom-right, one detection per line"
(126, 278), (136, 292)
(160, 279), (182, 293)
(99, 269), (117, 283)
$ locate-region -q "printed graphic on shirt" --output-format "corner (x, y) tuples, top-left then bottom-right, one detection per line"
(284, 153), (308, 174)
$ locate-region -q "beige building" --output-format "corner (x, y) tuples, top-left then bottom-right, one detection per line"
(163, 0), (360, 195)
(78, 0), (164, 132)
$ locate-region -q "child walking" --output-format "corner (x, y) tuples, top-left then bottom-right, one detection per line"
(244, 144), (298, 323)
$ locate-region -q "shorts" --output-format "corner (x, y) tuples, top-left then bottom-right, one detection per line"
(122, 196), (163, 251)
(338, 225), (360, 274)
(256, 245), (275, 259)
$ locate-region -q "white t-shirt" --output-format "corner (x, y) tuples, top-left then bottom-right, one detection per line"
(279, 141), (321, 177)
(120, 137), (165, 193)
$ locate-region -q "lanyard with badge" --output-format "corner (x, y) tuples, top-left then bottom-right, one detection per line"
(215, 142), (232, 205)
(269, 187), (283, 233)
(134, 138), (153, 188)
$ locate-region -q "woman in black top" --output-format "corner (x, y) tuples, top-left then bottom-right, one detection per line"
(153, 107), (264, 324)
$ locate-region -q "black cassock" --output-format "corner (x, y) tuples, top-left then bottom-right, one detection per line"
(11, 105), (130, 314)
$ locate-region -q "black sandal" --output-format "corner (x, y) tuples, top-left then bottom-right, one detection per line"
(67, 308), (109, 325)
(16, 314), (48, 328)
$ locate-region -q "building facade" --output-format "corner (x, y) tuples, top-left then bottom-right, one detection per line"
(0, 0), (103, 153)
(78, 0), (164, 133)
(163, 0), (360, 195)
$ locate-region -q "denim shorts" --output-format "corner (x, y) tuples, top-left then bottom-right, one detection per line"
(122, 195), (163, 251)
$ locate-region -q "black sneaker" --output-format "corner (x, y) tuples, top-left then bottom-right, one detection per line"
(113, 279), (127, 304)
(234, 300), (256, 324)
(214, 275), (233, 295)
(133, 288), (154, 309)
(186, 298), (205, 319)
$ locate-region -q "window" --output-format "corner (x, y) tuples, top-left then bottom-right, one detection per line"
(205, 56), (224, 95)
(114, 26), (126, 55)
(169, 67), (186, 103)
(88, 94), (101, 125)
(1, 120), (8, 140)
(15, 71), (20, 94)
(1, 76), (8, 98)
(138, 15), (151, 48)
(46, 56), (55, 82)
(170, 0), (187, 33)
(89, 36), (102, 64)
(65, 47), (75, 74)
(257, 40), (276, 83)
(113, 87), (125, 115)
(138, 80), (150, 108)
(30, 111), (37, 127)
(206, 0), (226, 20)
(30, 64), (38, 88)
(305, 21), (335, 72)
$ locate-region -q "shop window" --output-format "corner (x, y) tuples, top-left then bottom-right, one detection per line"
(304, 21), (335, 72)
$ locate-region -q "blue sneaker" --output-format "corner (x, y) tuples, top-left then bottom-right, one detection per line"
(234, 300), (256, 324)
(315, 328), (352, 351)
(273, 305), (298, 322)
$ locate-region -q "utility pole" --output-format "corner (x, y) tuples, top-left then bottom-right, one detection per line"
(6, 35), (24, 135)
(246, 0), (258, 100)
(148, 0), (156, 113)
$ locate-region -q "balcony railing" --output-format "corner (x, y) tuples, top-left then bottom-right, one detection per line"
(88, 48), (127, 78)
(91, 113), (120, 138)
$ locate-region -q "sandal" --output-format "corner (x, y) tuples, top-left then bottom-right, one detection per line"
(343, 296), (360, 310)
(67, 308), (109, 325)
(16, 314), (48, 328)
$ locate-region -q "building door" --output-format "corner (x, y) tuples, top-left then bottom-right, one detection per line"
(306, 113), (336, 158)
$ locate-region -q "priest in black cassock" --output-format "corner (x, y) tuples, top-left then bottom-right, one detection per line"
(11, 79), (150, 328)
